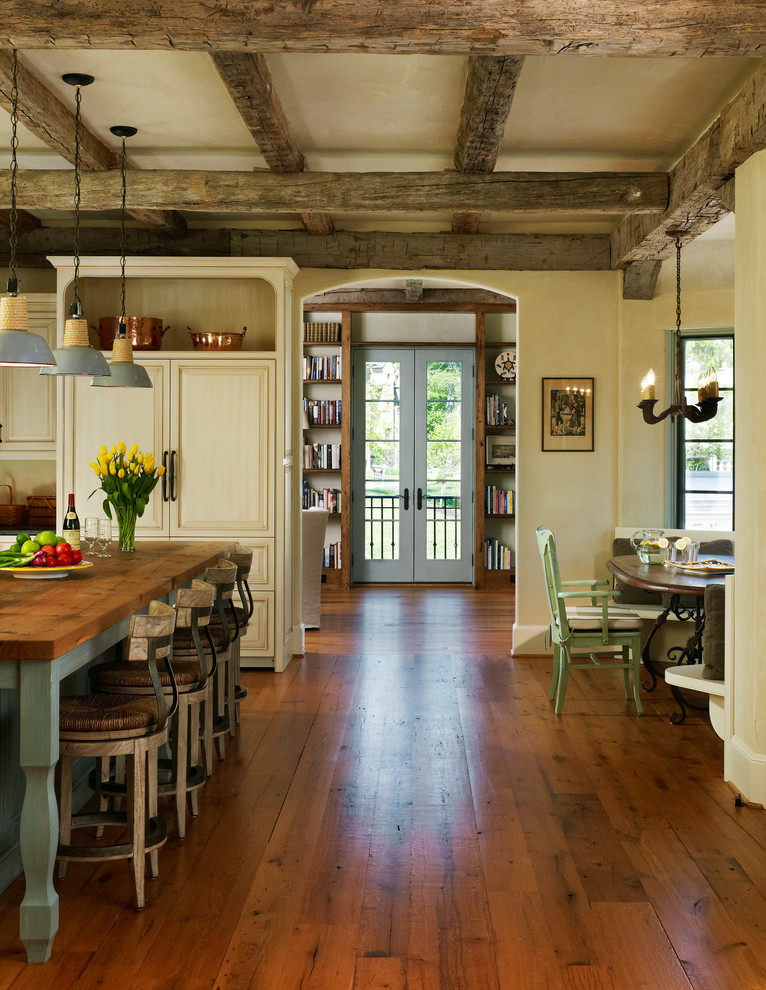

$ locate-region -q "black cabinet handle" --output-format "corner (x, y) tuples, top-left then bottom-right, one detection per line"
(170, 450), (177, 502)
(417, 487), (423, 510)
(403, 487), (410, 510)
(162, 450), (169, 501)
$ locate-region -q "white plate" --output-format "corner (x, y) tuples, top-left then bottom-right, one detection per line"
(2, 561), (94, 580)
(664, 558), (734, 576)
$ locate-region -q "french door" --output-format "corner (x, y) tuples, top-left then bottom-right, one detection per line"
(351, 347), (474, 583)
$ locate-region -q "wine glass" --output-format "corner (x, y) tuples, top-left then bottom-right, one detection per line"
(83, 517), (99, 556)
(96, 518), (112, 557)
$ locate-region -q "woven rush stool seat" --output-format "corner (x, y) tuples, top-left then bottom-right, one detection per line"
(89, 580), (216, 839)
(174, 559), (236, 763)
(57, 600), (177, 910)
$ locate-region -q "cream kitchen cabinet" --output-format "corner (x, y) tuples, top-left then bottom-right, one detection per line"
(0, 295), (57, 457)
(53, 256), (299, 672)
(66, 357), (274, 539)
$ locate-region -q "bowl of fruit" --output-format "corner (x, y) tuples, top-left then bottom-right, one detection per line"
(0, 530), (92, 579)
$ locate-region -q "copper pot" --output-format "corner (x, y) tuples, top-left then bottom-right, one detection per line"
(187, 326), (247, 351)
(95, 317), (170, 350)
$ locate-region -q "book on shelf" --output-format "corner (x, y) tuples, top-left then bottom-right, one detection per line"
(484, 485), (515, 515)
(302, 481), (342, 513)
(303, 443), (341, 470)
(303, 321), (341, 343)
(322, 542), (342, 569)
(483, 537), (514, 571)
(302, 397), (342, 426)
(302, 354), (342, 381)
(485, 393), (514, 427)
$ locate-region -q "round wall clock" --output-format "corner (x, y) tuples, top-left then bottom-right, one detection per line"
(494, 350), (516, 381)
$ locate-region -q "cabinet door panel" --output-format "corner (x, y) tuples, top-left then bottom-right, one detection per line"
(69, 361), (169, 536)
(0, 300), (56, 454)
(171, 361), (273, 537)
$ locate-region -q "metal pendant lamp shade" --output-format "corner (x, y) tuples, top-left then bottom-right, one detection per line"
(41, 73), (110, 378)
(91, 126), (151, 388)
(0, 50), (56, 368)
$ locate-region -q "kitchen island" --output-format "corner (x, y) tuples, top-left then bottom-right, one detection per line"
(0, 540), (233, 964)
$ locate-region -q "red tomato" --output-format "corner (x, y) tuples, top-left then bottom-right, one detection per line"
(41, 545), (56, 556)
(70, 550), (83, 565)
(55, 542), (72, 555)
(56, 552), (74, 566)
(45, 556), (59, 567)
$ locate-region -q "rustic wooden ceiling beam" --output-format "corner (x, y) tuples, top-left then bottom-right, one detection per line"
(0, 169), (668, 215)
(303, 288), (517, 310)
(4, 2), (766, 56)
(210, 51), (334, 237)
(5, 225), (611, 272)
(0, 50), (187, 238)
(612, 60), (766, 277)
(452, 55), (524, 235)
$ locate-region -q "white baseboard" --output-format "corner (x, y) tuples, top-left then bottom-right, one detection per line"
(512, 623), (549, 656)
(726, 734), (766, 807)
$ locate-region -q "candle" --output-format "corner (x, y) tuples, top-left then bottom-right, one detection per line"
(697, 373), (708, 402)
(641, 370), (656, 401)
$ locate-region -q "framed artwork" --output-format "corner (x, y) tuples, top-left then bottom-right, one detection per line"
(486, 435), (516, 467)
(542, 377), (594, 451)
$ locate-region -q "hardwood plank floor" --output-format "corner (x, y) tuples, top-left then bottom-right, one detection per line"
(0, 586), (762, 989)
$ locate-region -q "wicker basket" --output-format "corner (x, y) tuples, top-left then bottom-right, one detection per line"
(26, 494), (56, 531)
(0, 485), (27, 529)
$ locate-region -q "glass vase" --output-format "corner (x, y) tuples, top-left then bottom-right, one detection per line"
(115, 504), (138, 552)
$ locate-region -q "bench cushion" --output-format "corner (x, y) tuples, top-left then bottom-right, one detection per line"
(701, 583), (726, 680)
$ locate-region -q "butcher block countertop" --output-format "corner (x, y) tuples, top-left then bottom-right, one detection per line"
(0, 540), (232, 661)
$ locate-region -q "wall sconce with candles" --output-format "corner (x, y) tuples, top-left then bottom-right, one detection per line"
(638, 236), (722, 425)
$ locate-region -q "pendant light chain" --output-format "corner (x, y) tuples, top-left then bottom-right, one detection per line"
(119, 136), (127, 323)
(8, 50), (19, 291)
(72, 83), (83, 312)
(673, 236), (684, 407)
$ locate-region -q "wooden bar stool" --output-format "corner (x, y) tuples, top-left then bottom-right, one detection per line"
(57, 600), (177, 909)
(209, 544), (253, 731)
(175, 559), (237, 763)
(89, 581), (216, 839)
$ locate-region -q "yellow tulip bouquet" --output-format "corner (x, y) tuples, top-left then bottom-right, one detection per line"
(89, 442), (166, 551)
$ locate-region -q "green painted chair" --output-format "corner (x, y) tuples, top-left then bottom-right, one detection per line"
(536, 525), (644, 714)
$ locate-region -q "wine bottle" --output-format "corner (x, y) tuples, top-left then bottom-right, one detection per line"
(62, 492), (81, 551)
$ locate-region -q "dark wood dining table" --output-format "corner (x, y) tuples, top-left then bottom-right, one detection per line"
(0, 540), (233, 963)
(606, 553), (733, 690)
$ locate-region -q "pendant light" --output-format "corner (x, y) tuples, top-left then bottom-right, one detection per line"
(0, 50), (56, 367)
(41, 73), (110, 378)
(91, 126), (151, 388)
(638, 235), (722, 425)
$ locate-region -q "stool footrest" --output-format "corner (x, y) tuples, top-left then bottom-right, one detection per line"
(57, 813), (167, 861)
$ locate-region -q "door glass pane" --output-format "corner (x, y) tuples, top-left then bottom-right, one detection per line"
(678, 336), (734, 529)
(364, 361), (401, 560)
(425, 361), (462, 560)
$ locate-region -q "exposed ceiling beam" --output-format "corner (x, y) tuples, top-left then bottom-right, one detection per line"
(303, 288), (516, 309)
(0, 169), (669, 215)
(6, 226), (611, 271)
(453, 56), (524, 235)
(612, 60), (766, 271)
(210, 51), (334, 237)
(621, 260), (662, 301)
(0, 207), (40, 234)
(4, 2), (766, 56)
(0, 50), (187, 239)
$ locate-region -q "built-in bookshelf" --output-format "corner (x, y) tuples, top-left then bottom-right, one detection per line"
(302, 316), (351, 587)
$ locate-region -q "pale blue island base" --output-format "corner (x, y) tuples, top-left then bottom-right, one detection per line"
(0, 541), (232, 963)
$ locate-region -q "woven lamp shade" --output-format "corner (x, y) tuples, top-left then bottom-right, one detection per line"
(112, 337), (135, 363)
(62, 316), (91, 347)
(0, 294), (28, 330)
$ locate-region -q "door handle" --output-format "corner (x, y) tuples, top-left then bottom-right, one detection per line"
(162, 450), (169, 502)
(403, 487), (410, 510)
(417, 487), (423, 510)
(170, 450), (177, 502)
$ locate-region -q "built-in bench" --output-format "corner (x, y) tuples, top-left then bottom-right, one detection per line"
(613, 528), (733, 737)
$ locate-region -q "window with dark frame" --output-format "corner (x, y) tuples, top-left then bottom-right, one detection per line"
(674, 332), (734, 530)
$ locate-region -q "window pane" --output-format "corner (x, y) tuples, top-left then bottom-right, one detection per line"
(684, 493), (733, 530)
(426, 361), (462, 400)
